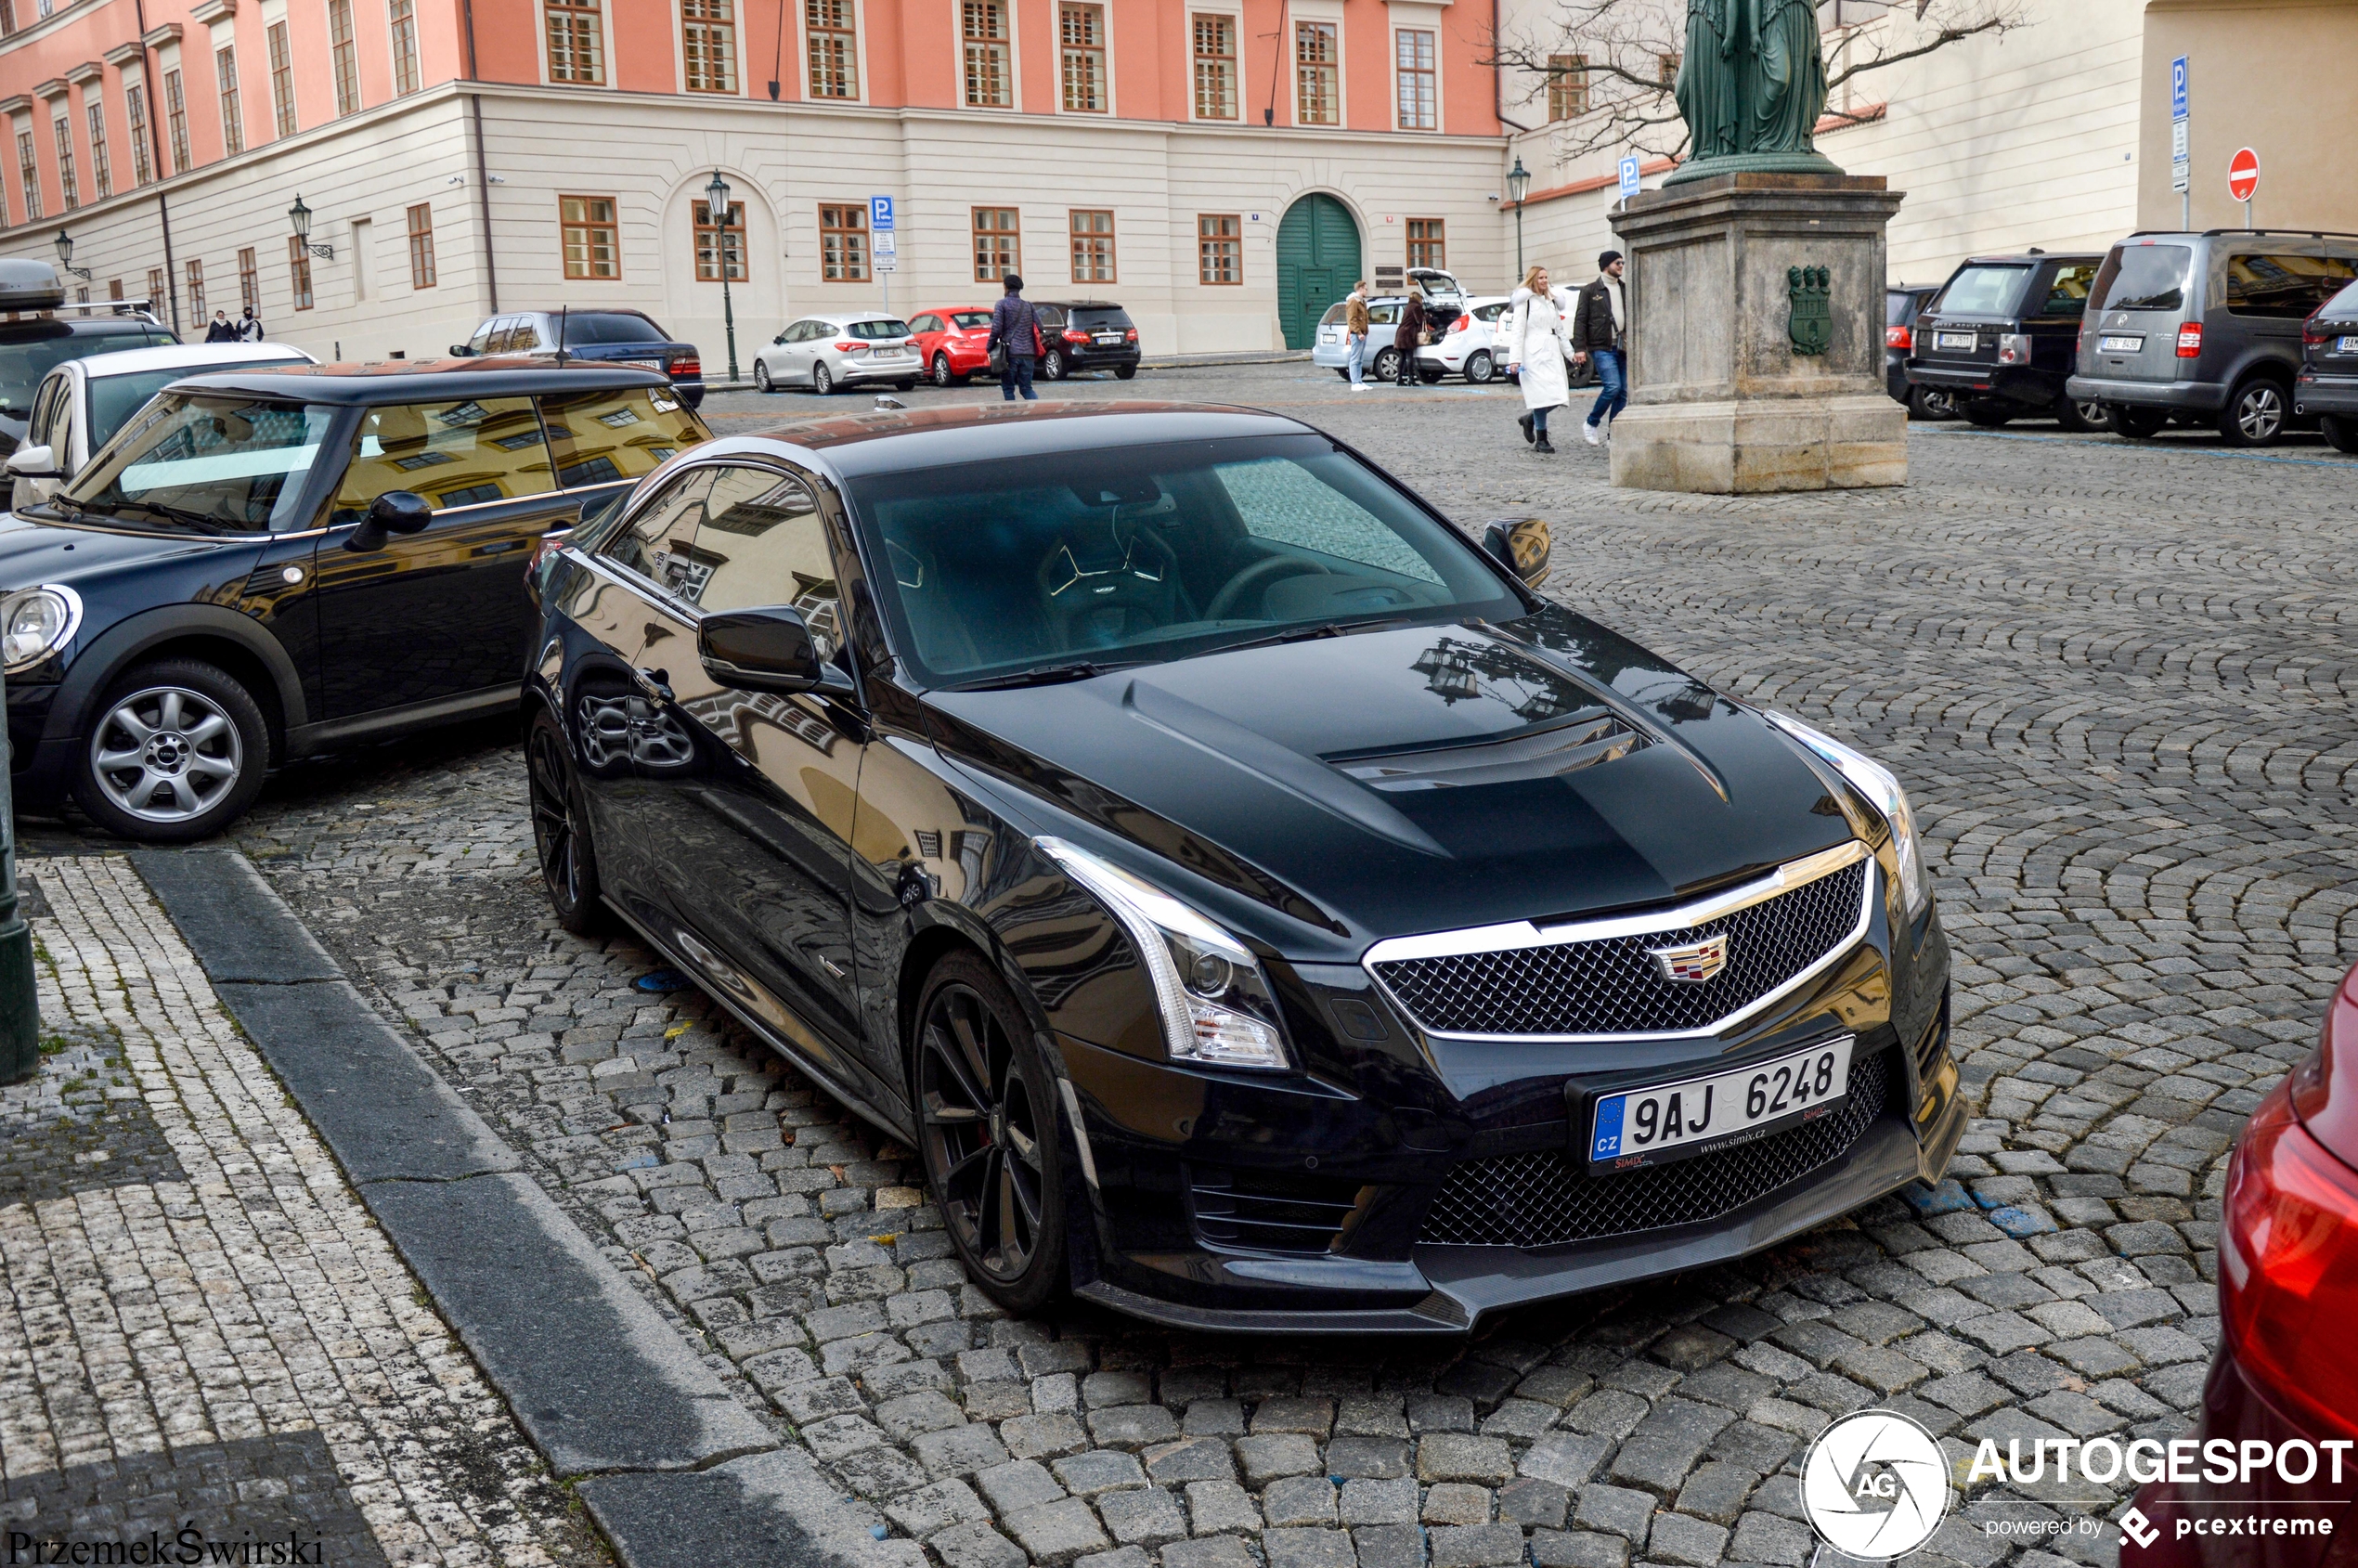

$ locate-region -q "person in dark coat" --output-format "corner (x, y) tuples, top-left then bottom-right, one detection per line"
(1393, 288), (1427, 387)
(237, 305), (265, 342)
(1568, 251), (1628, 443)
(203, 310), (238, 343)
(987, 274), (1043, 402)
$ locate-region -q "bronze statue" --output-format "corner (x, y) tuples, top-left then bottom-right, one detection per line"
(1672, 0), (1739, 162)
(1664, 0), (1841, 183)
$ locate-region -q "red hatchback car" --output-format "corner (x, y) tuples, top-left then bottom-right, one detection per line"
(906, 305), (997, 386)
(2131, 958), (2358, 1565)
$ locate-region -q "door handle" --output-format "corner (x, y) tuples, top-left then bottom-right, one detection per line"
(634, 667), (673, 701)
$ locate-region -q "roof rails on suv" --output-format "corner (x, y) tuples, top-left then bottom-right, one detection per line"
(2121, 228), (2358, 242)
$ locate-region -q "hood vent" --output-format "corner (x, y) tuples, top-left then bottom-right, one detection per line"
(1325, 708), (1645, 793)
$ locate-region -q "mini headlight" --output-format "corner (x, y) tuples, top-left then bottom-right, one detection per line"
(1035, 836), (1291, 1070)
(0, 585), (81, 673)
(1763, 709), (1931, 922)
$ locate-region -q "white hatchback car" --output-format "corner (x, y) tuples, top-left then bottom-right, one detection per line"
(1418, 295), (1515, 383)
(754, 311), (921, 395)
(5, 341), (317, 511)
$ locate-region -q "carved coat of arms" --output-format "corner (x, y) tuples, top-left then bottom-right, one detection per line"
(1787, 265), (1831, 356)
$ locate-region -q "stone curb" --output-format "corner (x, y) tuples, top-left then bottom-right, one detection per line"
(129, 848), (912, 1568)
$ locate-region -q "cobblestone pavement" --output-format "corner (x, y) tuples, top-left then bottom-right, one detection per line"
(27, 364), (2358, 1568)
(0, 856), (608, 1567)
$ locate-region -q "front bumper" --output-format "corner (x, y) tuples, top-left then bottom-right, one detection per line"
(1908, 360), (2064, 408)
(2066, 373), (2228, 412)
(2294, 373), (2358, 416)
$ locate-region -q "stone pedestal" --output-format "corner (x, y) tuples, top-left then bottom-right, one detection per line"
(1608, 173), (1907, 494)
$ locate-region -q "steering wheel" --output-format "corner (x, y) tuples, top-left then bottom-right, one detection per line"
(1036, 514), (1187, 650)
(1204, 554), (1326, 622)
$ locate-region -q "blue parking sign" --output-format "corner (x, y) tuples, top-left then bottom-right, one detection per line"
(1617, 154), (1640, 201)
(2170, 56), (2188, 122)
(871, 195), (895, 232)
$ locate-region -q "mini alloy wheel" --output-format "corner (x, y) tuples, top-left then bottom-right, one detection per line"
(812, 362), (836, 395)
(72, 659), (269, 841)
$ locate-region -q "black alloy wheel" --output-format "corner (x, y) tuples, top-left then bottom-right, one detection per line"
(933, 354), (959, 387)
(812, 361), (836, 395)
(1042, 350), (1068, 382)
(2220, 376), (2287, 447)
(2108, 404), (2167, 439)
(914, 952), (1067, 1312)
(754, 360), (776, 393)
(526, 707), (610, 936)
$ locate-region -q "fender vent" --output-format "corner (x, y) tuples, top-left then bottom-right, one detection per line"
(1189, 1167), (1370, 1254)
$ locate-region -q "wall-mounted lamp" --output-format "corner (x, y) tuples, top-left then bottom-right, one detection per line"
(289, 195), (336, 260)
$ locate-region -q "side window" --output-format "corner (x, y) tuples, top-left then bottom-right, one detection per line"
(691, 464), (841, 655)
(2224, 253), (2358, 318)
(1038, 305), (1066, 330)
(27, 375), (67, 447)
(2038, 264), (2098, 318)
(538, 385), (710, 487)
(600, 466), (715, 595)
(910, 314), (938, 334)
(331, 396), (554, 520)
(467, 317), (497, 353)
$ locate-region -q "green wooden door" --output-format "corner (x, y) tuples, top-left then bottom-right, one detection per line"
(1276, 195), (1362, 350)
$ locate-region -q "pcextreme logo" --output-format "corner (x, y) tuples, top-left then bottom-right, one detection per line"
(1800, 1409), (1953, 1559)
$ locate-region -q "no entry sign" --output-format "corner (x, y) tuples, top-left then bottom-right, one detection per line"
(2228, 147), (2261, 203)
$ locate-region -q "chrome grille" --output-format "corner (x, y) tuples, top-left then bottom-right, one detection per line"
(1418, 1048), (1892, 1248)
(1369, 857), (1868, 1038)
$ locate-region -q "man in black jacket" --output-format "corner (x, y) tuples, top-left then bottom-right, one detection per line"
(1568, 251), (1626, 446)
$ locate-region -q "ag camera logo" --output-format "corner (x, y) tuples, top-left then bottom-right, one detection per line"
(1801, 1409), (1952, 1559)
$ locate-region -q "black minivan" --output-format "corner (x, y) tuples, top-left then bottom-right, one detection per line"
(1033, 300), (1141, 382)
(1906, 252), (2109, 431)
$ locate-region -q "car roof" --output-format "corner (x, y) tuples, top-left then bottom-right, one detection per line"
(707, 402), (1311, 480)
(916, 305), (995, 315)
(796, 309), (908, 324)
(77, 343), (317, 378)
(0, 315), (168, 341)
(160, 356), (672, 404)
(498, 308), (657, 320)
(1033, 300), (1124, 309)
(1958, 253), (2104, 266)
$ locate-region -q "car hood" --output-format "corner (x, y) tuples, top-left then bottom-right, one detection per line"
(0, 516), (246, 591)
(924, 608), (1859, 955)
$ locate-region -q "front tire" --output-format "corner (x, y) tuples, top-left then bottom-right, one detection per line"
(2220, 376), (2288, 447)
(526, 706), (611, 936)
(1464, 350), (1496, 384)
(2322, 412), (2358, 453)
(913, 951), (1069, 1314)
(812, 361), (836, 395)
(71, 659), (268, 843)
(1042, 350), (1068, 382)
(754, 360), (776, 394)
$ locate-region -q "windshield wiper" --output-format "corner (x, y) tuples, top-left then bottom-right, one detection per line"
(1199, 616), (1415, 655)
(95, 498), (238, 534)
(951, 659), (1147, 691)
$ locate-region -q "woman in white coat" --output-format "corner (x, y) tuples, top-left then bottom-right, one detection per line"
(1501, 265), (1575, 453)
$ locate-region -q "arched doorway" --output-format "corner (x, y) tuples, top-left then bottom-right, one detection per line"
(1276, 194), (1362, 350)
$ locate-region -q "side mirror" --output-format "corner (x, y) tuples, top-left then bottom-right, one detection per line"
(1483, 518), (1553, 589)
(343, 489), (434, 552)
(700, 606), (856, 697)
(448, 343), (475, 356)
(5, 444), (60, 480)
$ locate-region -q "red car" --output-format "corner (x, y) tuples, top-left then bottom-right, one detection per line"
(906, 305), (997, 386)
(2130, 958), (2358, 1565)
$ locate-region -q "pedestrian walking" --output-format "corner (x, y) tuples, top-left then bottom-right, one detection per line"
(203, 310), (238, 343)
(1393, 287), (1427, 388)
(1344, 281), (1372, 390)
(989, 274), (1043, 402)
(237, 305), (265, 342)
(1570, 250), (1627, 444)
(1500, 265), (1575, 453)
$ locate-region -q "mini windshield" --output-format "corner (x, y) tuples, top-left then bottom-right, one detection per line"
(1936, 266), (2031, 317)
(89, 360), (309, 451)
(842, 319), (912, 340)
(846, 434), (1523, 687)
(61, 392), (336, 533)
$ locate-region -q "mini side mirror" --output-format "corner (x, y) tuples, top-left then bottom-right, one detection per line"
(700, 606), (856, 698)
(5, 444), (60, 480)
(343, 489), (434, 552)
(1483, 518), (1553, 589)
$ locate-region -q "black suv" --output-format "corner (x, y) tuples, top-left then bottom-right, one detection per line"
(1033, 301), (1141, 382)
(2, 357), (708, 841)
(2296, 276), (2358, 453)
(1906, 252), (2109, 430)
(0, 259), (177, 458)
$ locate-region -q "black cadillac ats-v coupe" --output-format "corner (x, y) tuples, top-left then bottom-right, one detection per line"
(525, 402), (1959, 1331)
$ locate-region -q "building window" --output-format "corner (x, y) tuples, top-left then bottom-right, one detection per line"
(266, 20), (297, 134)
(972, 205), (1017, 283)
(406, 202), (435, 287)
(693, 199), (743, 281)
(186, 258), (204, 317)
(329, 0), (360, 112)
(1657, 51), (1678, 84)
(287, 236), (313, 309)
(215, 45), (243, 155)
(961, 0), (1008, 108)
(1058, 5), (1104, 112)
(1407, 217), (1445, 269)
(147, 266), (163, 305)
(108, 278), (122, 300)
(1295, 20), (1337, 125)
(237, 245), (258, 310)
(560, 194), (619, 279)
(805, 0), (855, 97)
(14, 130), (35, 222)
(163, 69), (189, 171)
(84, 102), (110, 198)
(1191, 14), (1235, 120)
(125, 84), (152, 184)
(1198, 214), (1240, 284)
(1069, 209), (1113, 283)
(0, 1), (14, 36)
(682, 0), (737, 91)
(547, 0), (603, 83)
(1547, 53), (1587, 120)
(1395, 28), (1434, 129)
(51, 117), (76, 210)
(819, 201), (868, 281)
(390, 0), (421, 93)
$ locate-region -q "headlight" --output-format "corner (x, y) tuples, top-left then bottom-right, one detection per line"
(1763, 709), (1931, 922)
(1035, 836), (1291, 1070)
(0, 585), (81, 674)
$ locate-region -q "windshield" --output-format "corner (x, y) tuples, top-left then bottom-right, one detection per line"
(89, 359), (309, 450)
(62, 392), (336, 533)
(1935, 265), (2031, 317)
(842, 318), (911, 340)
(846, 434), (1523, 688)
(2093, 244), (2193, 313)
(0, 327), (176, 419)
(561, 313), (668, 346)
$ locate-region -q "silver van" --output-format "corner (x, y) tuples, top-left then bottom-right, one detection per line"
(2068, 230), (2358, 447)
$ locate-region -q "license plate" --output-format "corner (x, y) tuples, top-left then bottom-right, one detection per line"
(621, 356), (667, 370)
(2339, 336), (2358, 354)
(1586, 1034), (1853, 1173)
(2099, 334), (2144, 353)
(1095, 333), (1122, 344)
(1935, 331), (1977, 351)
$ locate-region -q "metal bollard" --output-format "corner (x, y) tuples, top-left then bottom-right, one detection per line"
(0, 664), (39, 1084)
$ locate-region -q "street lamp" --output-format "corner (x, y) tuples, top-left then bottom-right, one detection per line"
(51, 228), (91, 281)
(1506, 157), (1531, 279)
(288, 195), (334, 260)
(706, 168), (740, 385)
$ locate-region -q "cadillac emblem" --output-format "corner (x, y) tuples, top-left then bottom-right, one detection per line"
(1651, 934), (1730, 983)
(1787, 266), (1831, 356)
